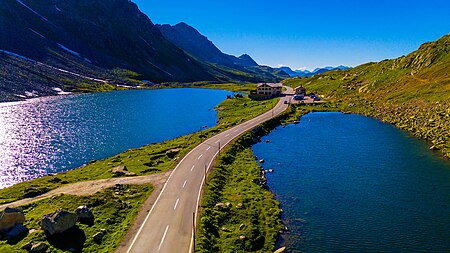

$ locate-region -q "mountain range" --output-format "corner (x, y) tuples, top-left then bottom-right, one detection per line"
(0, 0), (288, 102)
(277, 65), (351, 77)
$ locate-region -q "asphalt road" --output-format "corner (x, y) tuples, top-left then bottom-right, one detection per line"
(126, 87), (293, 253)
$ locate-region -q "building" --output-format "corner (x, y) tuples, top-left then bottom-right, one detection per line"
(295, 86), (306, 96)
(256, 83), (282, 96)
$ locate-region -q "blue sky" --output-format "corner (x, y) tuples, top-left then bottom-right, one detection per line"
(133, 0), (450, 71)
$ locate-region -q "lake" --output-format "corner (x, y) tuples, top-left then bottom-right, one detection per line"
(252, 112), (450, 252)
(0, 88), (232, 188)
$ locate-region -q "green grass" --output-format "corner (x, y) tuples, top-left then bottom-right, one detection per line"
(0, 86), (277, 204)
(0, 184), (153, 253)
(283, 35), (450, 158)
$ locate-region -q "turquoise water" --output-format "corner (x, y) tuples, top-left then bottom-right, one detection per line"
(252, 112), (450, 252)
(0, 88), (232, 188)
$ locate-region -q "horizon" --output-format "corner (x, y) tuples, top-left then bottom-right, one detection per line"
(133, 0), (450, 71)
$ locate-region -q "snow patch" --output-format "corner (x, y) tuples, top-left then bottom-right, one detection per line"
(16, 0), (51, 24)
(29, 28), (46, 39)
(57, 43), (92, 63)
(0, 49), (36, 62)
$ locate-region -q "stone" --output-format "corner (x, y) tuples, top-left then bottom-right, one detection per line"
(5, 224), (28, 239)
(236, 203), (244, 209)
(41, 209), (78, 235)
(74, 206), (94, 220)
(30, 242), (49, 253)
(111, 166), (136, 177)
(239, 223), (245, 230)
(215, 203), (224, 209)
(222, 227), (231, 232)
(48, 177), (62, 183)
(93, 231), (105, 243)
(21, 242), (33, 251)
(0, 207), (25, 231)
(239, 235), (246, 240)
(225, 202), (232, 208)
(274, 246), (286, 253)
(259, 159), (264, 163)
(165, 148), (181, 158)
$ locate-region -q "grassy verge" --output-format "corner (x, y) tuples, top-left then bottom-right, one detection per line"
(196, 102), (338, 252)
(0, 184), (153, 253)
(0, 87), (276, 204)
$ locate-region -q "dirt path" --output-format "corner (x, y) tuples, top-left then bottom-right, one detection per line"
(0, 171), (171, 211)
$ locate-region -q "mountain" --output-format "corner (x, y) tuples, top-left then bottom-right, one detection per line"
(276, 66), (350, 77)
(283, 34), (450, 157)
(156, 22), (288, 82)
(0, 0), (286, 102)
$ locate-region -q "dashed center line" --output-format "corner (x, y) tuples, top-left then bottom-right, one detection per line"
(215, 140), (220, 144)
(206, 146), (211, 151)
(225, 134), (230, 137)
(191, 165), (195, 171)
(182, 180), (187, 188)
(158, 225), (170, 251)
(197, 154), (203, 160)
(234, 129), (239, 133)
(173, 198), (180, 210)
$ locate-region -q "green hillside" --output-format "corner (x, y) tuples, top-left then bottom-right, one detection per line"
(284, 34), (450, 157)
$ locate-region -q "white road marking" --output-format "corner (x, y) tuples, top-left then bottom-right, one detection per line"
(206, 146), (211, 151)
(197, 154), (203, 160)
(215, 140), (220, 144)
(234, 129), (239, 133)
(158, 225), (169, 251)
(225, 134), (230, 137)
(191, 165), (195, 171)
(183, 180), (187, 188)
(173, 198), (180, 210)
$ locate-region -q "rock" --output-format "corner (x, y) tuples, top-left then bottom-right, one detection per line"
(155, 160), (164, 165)
(165, 148), (181, 158)
(111, 166), (136, 177)
(239, 235), (246, 240)
(48, 177), (62, 183)
(236, 203), (244, 209)
(221, 227), (231, 232)
(215, 203), (224, 209)
(239, 223), (245, 230)
(100, 228), (107, 234)
(41, 209), (78, 235)
(24, 187), (37, 193)
(5, 224), (28, 239)
(265, 140), (271, 143)
(74, 206), (94, 220)
(259, 159), (264, 163)
(274, 246), (286, 253)
(0, 207), (25, 231)
(268, 169), (274, 173)
(30, 242), (49, 253)
(225, 202), (232, 208)
(21, 242), (33, 251)
(93, 231), (105, 243)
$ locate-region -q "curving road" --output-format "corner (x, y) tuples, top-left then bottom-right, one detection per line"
(126, 87), (293, 253)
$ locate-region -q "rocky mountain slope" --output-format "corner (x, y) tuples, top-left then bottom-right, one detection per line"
(157, 22), (288, 82)
(0, 0), (287, 102)
(284, 34), (450, 157)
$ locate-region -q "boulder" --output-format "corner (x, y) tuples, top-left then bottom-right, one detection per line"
(259, 159), (265, 163)
(41, 210), (78, 235)
(93, 231), (105, 243)
(111, 166), (136, 177)
(274, 247), (286, 253)
(215, 203), (225, 209)
(30, 242), (49, 253)
(0, 207), (25, 231)
(5, 224), (28, 239)
(74, 206), (94, 220)
(165, 148), (181, 158)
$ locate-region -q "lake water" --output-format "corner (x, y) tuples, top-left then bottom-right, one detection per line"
(252, 112), (450, 252)
(0, 88), (232, 188)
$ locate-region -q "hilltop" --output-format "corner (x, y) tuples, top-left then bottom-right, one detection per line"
(284, 34), (450, 157)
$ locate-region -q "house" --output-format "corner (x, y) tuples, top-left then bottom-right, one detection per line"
(256, 83), (282, 96)
(295, 86), (306, 96)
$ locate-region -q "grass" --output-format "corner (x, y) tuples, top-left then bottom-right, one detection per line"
(0, 84), (277, 198)
(0, 184), (153, 253)
(282, 35), (450, 158)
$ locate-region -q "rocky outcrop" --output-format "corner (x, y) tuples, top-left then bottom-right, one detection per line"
(93, 229), (107, 243)
(75, 206), (94, 225)
(30, 242), (49, 253)
(165, 148), (181, 158)
(111, 166), (136, 177)
(41, 210), (78, 235)
(0, 207), (25, 231)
